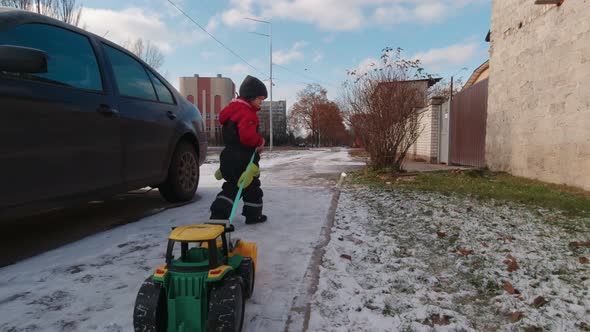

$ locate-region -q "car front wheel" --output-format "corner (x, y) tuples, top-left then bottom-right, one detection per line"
(159, 141), (199, 203)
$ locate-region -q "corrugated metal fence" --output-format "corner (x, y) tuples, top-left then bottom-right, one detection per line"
(450, 78), (488, 168)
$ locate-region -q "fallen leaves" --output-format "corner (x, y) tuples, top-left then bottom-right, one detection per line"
(507, 311), (524, 322)
(580, 257), (589, 264)
(569, 240), (590, 248)
(532, 296), (549, 308)
(437, 230), (447, 238)
(340, 254), (352, 261)
(503, 254), (520, 272)
(480, 242), (489, 247)
(457, 248), (474, 256)
(422, 314), (452, 327)
(498, 234), (515, 243)
(503, 281), (521, 296)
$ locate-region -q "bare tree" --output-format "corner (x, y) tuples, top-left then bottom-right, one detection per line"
(1, 0), (32, 9)
(1, 0), (82, 26)
(123, 38), (165, 70)
(343, 47), (434, 171)
(289, 84), (328, 146)
(53, 0), (82, 26)
(289, 84), (347, 147)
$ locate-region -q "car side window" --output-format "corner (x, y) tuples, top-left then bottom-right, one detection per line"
(0, 23), (102, 91)
(103, 44), (157, 101)
(147, 70), (174, 104)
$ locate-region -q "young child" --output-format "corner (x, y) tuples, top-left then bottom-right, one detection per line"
(210, 75), (268, 224)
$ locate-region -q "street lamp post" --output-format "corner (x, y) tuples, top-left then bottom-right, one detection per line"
(245, 17), (273, 151)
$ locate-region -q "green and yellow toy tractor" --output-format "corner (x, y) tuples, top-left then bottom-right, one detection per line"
(133, 223), (257, 332)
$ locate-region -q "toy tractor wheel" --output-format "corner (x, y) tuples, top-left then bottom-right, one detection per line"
(237, 258), (255, 299)
(207, 275), (245, 332)
(133, 277), (167, 332)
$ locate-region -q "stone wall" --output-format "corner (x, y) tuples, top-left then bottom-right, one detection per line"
(487, 0), (590, 190)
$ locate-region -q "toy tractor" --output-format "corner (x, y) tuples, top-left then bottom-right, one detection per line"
(133, 223), (257, 332)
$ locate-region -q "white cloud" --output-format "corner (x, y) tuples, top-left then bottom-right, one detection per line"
(206, 16), (220, 32)
(221, 8), (247, 27)
(414, 3), (450, 22)
(81, 7), (206, 54)
(273, 82), (305, 114)
(374, 5), (411, 25)
(221, 7), (261, 28)
(224, 58), (267, 77)
(227, 63), (251, 76)
(200, 51), (216, 60)
(413, 42), (479, 70)
(272, 41), (307, 65)
(313, 52), (324, 63)
(352, 57), (380, 76)
(373, 1), (468, 26)
(323, 34), (337, 44)
(350, 42), (479, 75)
(220, 0), (483, 31)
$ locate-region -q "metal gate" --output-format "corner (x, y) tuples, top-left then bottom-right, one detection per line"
(449, 78), (488, 168)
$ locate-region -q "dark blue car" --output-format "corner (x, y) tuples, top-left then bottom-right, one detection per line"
(0, 7), (207, 216)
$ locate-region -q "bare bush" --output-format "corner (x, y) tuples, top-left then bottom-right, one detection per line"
(343, 47), (436, 171)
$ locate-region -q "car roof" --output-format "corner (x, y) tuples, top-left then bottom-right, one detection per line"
(0, 6), (179, 93)
(0, 7), (92, 37)
(0, 7), (128, 50)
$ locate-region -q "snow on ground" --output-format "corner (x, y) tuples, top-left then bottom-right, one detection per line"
(310, 187), (590, 332)
(0, 148), (362, 332)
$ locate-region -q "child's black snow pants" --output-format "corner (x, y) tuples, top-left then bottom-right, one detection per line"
(210, 146), (263, 220)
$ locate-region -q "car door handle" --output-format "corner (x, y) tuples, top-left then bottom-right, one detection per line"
(167, 110), (177, 120)
(97, 104), (119, 117)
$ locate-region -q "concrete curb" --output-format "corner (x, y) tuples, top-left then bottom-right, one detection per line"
(284, 172), (347, 332)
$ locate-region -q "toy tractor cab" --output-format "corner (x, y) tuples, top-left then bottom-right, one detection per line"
(133, 223), (257, 332)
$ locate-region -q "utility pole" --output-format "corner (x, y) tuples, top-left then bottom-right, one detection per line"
(269, 22), (273, 151)
(318, 108), (322, 148)
(245, 17), (273, 151)
(451, 76), (453, 101)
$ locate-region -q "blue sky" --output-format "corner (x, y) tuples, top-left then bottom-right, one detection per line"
(80, 0), (491, 107)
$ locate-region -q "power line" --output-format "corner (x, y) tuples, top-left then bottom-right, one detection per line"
(166, 0), (264, 76)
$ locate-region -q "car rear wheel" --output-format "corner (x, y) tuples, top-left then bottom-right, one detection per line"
(159, 141), (199, 203)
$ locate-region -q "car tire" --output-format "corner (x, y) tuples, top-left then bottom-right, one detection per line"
(207, 275), (245, 332)
(133, 277), (167, 332)
(236, 258), (255, 299)
(159, 141), (199, 203)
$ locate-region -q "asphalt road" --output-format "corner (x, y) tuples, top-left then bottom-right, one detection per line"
(0, 147), (350, 268)
(0, 188), (198, 267)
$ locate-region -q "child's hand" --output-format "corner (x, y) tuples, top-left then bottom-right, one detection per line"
(214, 168), (223, 180)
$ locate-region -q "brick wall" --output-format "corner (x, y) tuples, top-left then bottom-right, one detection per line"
(487, 0), (590, 190)
(410, 98), (442, 163)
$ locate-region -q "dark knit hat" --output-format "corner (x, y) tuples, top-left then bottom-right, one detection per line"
(239, 75), (268, 100)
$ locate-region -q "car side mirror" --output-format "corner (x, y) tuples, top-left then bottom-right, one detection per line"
(0, 45), (48, 73)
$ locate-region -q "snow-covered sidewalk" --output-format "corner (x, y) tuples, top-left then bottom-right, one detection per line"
(0, 149), (363, 332)
(310, 187), (590, 331)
